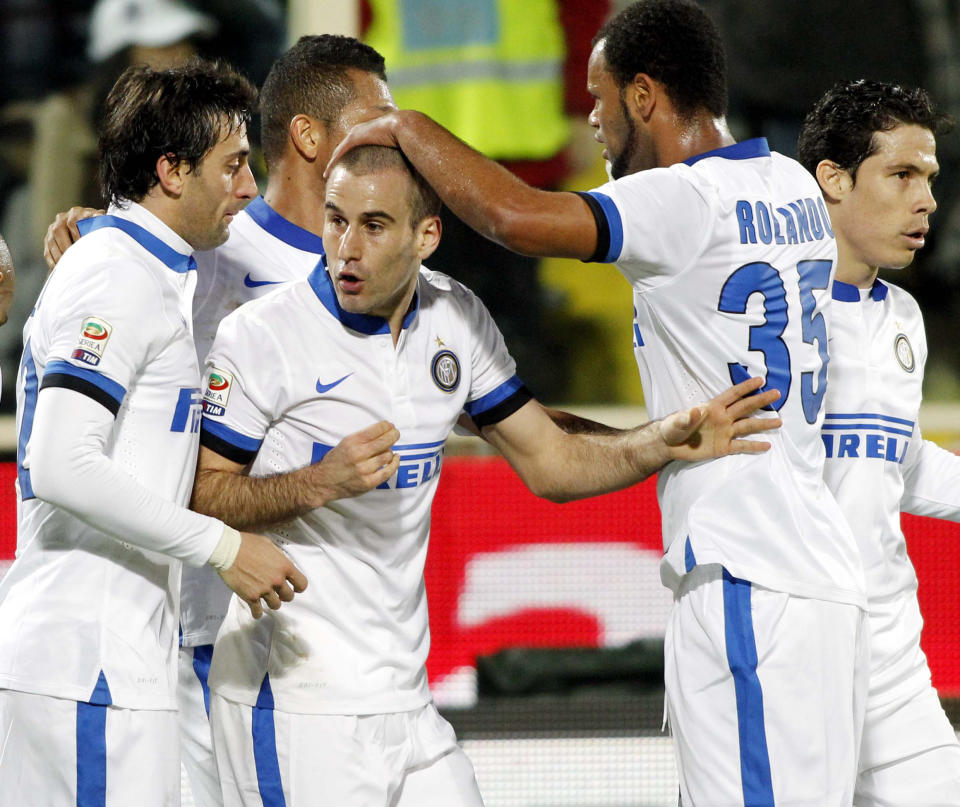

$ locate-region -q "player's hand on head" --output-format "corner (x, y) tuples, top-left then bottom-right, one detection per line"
(307, 420), (401, 506)
(43, 206), (104, 270)
(662, 375), (781, 462)
(324, 112), (404, 178)
(218, 531), (308, 619)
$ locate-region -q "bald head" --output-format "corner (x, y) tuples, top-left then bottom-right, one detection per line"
(0, 234), (14, 327)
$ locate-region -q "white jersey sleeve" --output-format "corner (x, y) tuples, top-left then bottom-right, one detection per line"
(577, 165), (713, 283)
(901, 434), (960, 521)
(454, 278), (531, 426)
(200, 308), (283, 462)
(27, 255), (221, 566)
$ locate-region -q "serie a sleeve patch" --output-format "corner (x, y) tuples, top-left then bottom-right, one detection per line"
(202, 368), (233, 417)
(71, 315), (113, 367)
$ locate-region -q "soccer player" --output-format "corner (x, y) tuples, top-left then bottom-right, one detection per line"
(328, 1), (869, 804)
(192, 143), (783, 807)
(797, 80), (960, 806)
(0, 61), (306, 805)
(41, 37), (400, 806)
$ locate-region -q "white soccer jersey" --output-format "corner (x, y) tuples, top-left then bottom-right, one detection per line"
(204, 263), (528, 714)
(182, 196), (326, 647)
(0, 203), (221, 710)
(822, 277), (960, 600)
(581, 138), (863, 606)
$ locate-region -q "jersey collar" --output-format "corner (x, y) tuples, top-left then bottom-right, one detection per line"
(832, 277), (889, 302)
(245, 196), (326, 254)
(307, 260), (419, 335)
(682, 137), (771, 167)
(77, 214), (196, 273)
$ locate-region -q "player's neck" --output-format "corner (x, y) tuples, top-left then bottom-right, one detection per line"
(658, 114), (735, 167)
(263, 164), (327, 236)
(835, 239), (879, 288)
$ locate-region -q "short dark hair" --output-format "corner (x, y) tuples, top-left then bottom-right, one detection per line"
(797, 79), (953, 180)
(260, 35), (387, 167)
(336, 145), (440, 226)
(97, 59), (256, 206)
(594, 0), (727, 118)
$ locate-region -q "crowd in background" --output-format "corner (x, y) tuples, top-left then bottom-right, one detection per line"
(2, 0), (960, 410)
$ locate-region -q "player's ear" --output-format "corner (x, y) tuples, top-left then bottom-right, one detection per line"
(290, 114), (323, 161)
(815, 160), (852, 201)
(155, 153), (185, 197)
(415, 215), (442, 260)
(627, 73), (655, 121)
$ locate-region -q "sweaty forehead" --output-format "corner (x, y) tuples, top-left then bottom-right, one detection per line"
(326, 163), (410, 213)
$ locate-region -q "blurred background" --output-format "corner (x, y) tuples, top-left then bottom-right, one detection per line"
(0, 1), (959, 805)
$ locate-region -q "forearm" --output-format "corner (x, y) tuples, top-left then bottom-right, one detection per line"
(500, 419), (672, 503)
(191, 463), (320, 532)
(374, 111), (593, 258)
(542, 405), (624, 436)
(30, 388), (223, 567)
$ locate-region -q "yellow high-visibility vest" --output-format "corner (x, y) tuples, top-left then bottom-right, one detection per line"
(365, 0), (570, 160)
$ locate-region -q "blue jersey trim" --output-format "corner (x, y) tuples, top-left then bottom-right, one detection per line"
(43, 360), (126, 408)
(822, 423), (913, 438)
(252, 675), (287, 806)
(77, 215), (196, 273)
(824, 412), (914, 427)
(192, 644), (214, 718)
(393, 439), (445, 450)
(722, 570), (775, 806)
(463, 375), (525, 417)
(307, 262), (419, 335)
(88, 670), (113, 706)
(684, 537), (696, 573)
(832, 278), (888, 302)
(17, 341), (39, 500)
(200, 419), (264, 454)
(76, 701), (108, 807)
(584, 192), (624, 262)
(245, 196), (326, 254)
(682, 137), (771, 167)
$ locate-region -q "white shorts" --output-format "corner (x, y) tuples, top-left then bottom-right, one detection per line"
(0, 688), (179, 806)
(664, 565), (869, 807)
(854, 591), (960, 807)
(179, 643), (223, 807)
(211, 695), (484, 807)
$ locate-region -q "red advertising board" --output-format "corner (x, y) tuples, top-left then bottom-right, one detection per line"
(1, 458), (958, 696)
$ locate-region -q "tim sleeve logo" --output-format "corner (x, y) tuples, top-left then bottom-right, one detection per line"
(71, 316), (113, 366)
(202, 368), (233, 416)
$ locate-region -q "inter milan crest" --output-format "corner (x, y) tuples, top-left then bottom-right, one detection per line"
(894, 333), (915, 373)
(431, 349), (460, 392)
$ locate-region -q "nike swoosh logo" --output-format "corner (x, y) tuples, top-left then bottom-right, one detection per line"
(244, 273), (284, 288)
(316, 373), (353, 394)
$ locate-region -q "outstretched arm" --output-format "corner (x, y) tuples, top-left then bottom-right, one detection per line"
(326, 110), (598, 260)
(191, 420), (401, 532)
(482, 376), (780, 503)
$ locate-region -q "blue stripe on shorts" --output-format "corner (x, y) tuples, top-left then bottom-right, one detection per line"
(252, 674), (286, 806)
(76, 701), (107, 807)
(722, 569), (775, 806)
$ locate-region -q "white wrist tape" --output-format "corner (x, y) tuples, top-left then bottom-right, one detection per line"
(208, 525), (242, 571)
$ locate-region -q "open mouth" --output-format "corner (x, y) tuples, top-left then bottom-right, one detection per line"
(337, 271), (364, 294)
(903, 229), (927, 249)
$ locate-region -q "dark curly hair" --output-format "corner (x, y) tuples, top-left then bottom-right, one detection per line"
(260, 35), (387, 167)
(594, 0), (727, 119)
(797, 79), (953, 181)
(98, 59), (256, 206)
